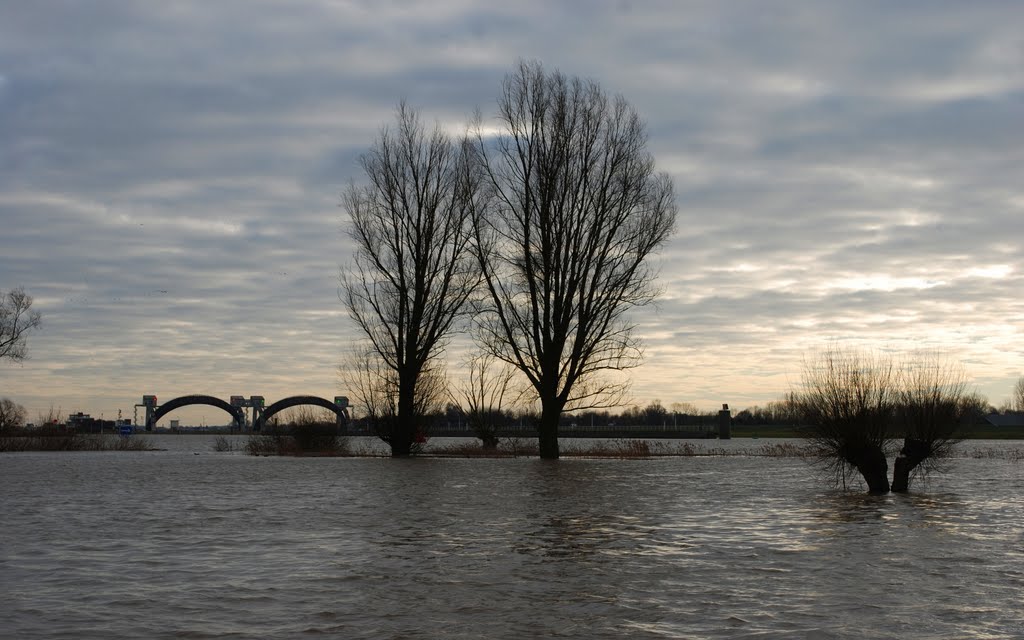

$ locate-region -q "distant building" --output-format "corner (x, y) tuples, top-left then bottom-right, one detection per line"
(67, 412), (92, 428)
(67, 412), (116, 433)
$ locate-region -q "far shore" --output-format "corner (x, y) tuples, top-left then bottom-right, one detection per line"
(135, 424), (1024, 440)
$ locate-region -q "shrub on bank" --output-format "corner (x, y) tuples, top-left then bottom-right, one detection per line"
(212, 435), (238, 452)
(246, 422), (350, 456)
(562, 439), (653, 458)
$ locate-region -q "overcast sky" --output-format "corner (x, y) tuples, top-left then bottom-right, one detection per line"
(2, 1), (1022, 425)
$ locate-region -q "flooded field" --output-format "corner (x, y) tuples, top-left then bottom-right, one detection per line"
(2, 437), (1022, 638)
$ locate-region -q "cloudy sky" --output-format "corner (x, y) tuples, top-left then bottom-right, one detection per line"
(2, 1), (1022, 425)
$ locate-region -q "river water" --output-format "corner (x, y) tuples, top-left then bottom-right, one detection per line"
(2, 436), (1022, 639)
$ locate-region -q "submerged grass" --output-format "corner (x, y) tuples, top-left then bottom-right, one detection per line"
(245, 434), (352, 457)
(0, 430), (155, 452)
(423, 439), (819, 459)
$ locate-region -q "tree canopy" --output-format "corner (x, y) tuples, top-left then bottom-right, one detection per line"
(471, 61), (677, 458)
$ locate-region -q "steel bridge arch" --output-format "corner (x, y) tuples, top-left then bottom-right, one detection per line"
(147, 395), (244, 430)
(256, 395), (349, 431)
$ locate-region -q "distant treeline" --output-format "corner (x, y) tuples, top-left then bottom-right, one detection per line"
(342, 397), (1019, 434)
(344, 400), (768, 431)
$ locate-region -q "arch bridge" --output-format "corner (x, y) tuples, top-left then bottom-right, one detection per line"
(138, 394), (349, 431)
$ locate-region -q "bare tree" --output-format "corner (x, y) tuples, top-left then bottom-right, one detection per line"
(453, 352), (518, 449)
(35, 407), (63, 425)
(0, 398), (27, 433)
(1, 287), (42, 363)
(670, 402), (700, 416)
(339, 345), (448, 451)
(793, 347), (983, 493)
(471, 61), (677, 459)
(891, 356), (984, 491)
(341, 103), (481, 456)
(340, 346), (398, 436)
(1013, 376), (1024, 412)
(791, 348), (897, 493)
(36, 405), (64, 427)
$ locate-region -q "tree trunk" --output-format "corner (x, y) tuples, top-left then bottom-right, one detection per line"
(853, 446), (891, 494)
(537, 403), (562, 459)
(390, 433), (413, 457)
(391, 374), (417, 457)
(469, 416), (499, 450)
(891, 438), (928, 492)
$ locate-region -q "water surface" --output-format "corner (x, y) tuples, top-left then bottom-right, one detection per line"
(2, 438), (1022, 638)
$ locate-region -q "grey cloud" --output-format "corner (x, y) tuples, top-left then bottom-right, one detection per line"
(1, 1), (1021, 421)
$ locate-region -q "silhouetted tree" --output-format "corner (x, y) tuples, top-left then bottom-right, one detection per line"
(342, 103), (482, 456)
(0, 398), (27, 433)
(471, 61), (677, 459)
(618, 405), (642, 425)
(1, 287), (42, 363)
(339, 345), (447, 451)
(454, 353), (518, 449)
(793, 348), (983, 493)
(671, 401), (699, 416)
(891, 356), (984, 491)
(640, 400), (668, 426)
(763, 399), (800, 425)
(282, 407), (345, 453)
(574, 409), (612, 427)
(791, 348), (896, 493)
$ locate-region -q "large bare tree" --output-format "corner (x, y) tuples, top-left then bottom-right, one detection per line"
(471, 62), (677, 459)
(1, 287), (42, 363)
(341, 103), (481, 456)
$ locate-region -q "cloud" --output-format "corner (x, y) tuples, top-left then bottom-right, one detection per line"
(1, 1), (1022, 422)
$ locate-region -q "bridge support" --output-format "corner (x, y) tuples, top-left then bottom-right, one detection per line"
(335, 396), (349, 433)
(141, 395), (158, 431)
(250, 396), (265, 429)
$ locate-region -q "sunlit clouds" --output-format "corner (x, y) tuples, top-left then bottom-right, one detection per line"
(0, 1), (1021, 422)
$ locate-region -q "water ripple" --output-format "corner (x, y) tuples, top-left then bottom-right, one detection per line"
(2, 442), (1022, 638)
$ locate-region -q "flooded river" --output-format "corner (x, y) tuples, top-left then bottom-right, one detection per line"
(2, 436), (1022, 638)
